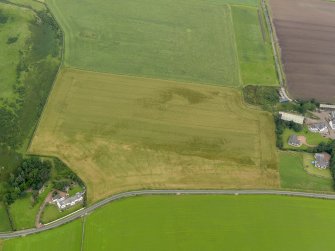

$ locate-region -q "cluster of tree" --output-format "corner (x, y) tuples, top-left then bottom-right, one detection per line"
(274, 114), (303, 148)
(0, 107), (20, 147)
(52, 159), (84, 191)
(243, 86), (279, 111)
(0, 9), (62, 152)
(3, 157), (51, 204)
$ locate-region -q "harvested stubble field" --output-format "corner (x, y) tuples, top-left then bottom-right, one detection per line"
(29, 68), (279, 202)
(270, 0), (335, 102)
(46, 0), (277, 86)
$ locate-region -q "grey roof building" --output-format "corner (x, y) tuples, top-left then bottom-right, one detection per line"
(314, 152), (331, 169)
(288, 134), (301, 147)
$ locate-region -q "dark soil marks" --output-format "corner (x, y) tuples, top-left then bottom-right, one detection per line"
(269, 0), (335, 103)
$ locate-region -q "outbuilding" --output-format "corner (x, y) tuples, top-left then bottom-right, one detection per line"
(279, 112), (305, 125)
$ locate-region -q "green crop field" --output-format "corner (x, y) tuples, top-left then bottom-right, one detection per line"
(46, 0), (277, 86)
(4, 195), (335, 250)
(279, 151), (333, 192)
(29, 68), (278, 202)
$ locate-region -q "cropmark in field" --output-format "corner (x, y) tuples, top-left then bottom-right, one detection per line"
(29, 69), (279, 202)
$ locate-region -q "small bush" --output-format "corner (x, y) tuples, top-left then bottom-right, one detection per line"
(7, 36), (19, 45)
(0, 11), (8, 24)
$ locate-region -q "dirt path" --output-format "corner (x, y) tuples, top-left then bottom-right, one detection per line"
(297, 136), (315, 147)
(35, 192), (53, 228)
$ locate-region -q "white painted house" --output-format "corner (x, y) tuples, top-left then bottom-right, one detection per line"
(53, 192), (85, 210)
(308, 122), (328, 133)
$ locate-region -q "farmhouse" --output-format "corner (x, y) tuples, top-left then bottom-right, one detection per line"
(308, 122), (328, 133)
(53, 192), (85, 210)
(288, 134), (301, 147)
(279, 112), (304, 124)
(314, 152), (331, 169)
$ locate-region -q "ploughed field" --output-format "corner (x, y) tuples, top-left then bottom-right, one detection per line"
(46, 0), (277, 86)
(3, 195), (335, 251)
(29, 68), (278, 203)
(269, 0), (335, 102)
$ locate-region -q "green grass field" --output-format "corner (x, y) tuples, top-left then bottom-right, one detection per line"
(232, 5), (278, 85)
(29, 68), (278, 202)
(0, 3), (33, 102)
(0, 203), (11, 232)
(4, 195), (335, 250)
(46, 0), (277, 86)
(279, 151), (333, 192)
(2, 219), (82, 251)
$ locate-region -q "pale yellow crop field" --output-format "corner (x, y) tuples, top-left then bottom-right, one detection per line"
(29, 68), (279, 202)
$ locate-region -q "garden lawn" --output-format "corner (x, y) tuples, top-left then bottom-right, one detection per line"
(282, 126), (330, 150)
(2, 219), (82, 251)
(0, 203), (11, 232)
(279, 151), (333, 191)
(41, 204), (82, 224)
(232, 5), (278, 85)
(9, 185), (52, 230)
(9, 195), (38, 230)
(303, 153), (332, 179)
(46, 0), (275, 87)
(29, 68), (279, 203)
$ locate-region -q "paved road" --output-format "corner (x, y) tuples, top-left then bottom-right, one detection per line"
(1, 189), (335, 239)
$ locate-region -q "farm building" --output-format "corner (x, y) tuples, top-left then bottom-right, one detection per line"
(279, 112), (304, 124)
(308, 122), (328, 133)
(320, 104), (335, 110)
(288, 134), (301, 147)
(314, 152), (331, 169)
(52, 192), (85, 210)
